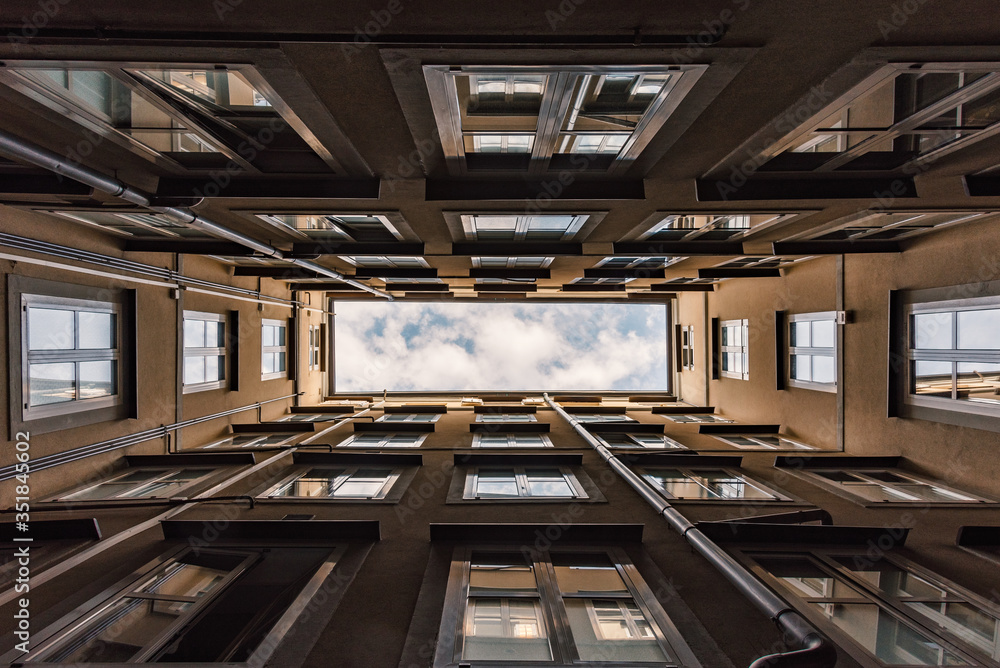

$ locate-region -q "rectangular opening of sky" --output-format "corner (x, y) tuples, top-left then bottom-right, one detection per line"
(334, 302), (668, 391)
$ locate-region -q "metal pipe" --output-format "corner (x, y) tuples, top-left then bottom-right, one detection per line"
(0, 129), (392, 300)
(543, 394), (838, 668)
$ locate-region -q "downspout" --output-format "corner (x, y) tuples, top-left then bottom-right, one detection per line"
(0, 129), (392, 300)
(543, 394), (837, 668)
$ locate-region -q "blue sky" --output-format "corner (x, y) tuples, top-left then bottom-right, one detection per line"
(335, 302), (667, 391)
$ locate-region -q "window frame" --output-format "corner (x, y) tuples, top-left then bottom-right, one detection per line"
(259, 464), (410, 502)
(719, 319), (749, 380)
(377, 413), (443, 423)
(182, 310), (227, 393)
(742, 547), (1000, 667)
(787, 311), (838, 393)
(595, 433), (687, 450)
(664, 414), (734, 424)
(635, 465), (792, 503)
(199, 433), (301, 449)
(680, 325), (695, 371)
(337, 432), (429, 448)
(424, 64), (707, 177)
(45, 466), (218, 502)
(793, 467), (994, 507)
(472, 433), (554, 448)
(712, 434), (814, 451)
(434, 545), (703, 667)
(476, 413), (538, 423)
(462, 466), (588, 501)
(8, 275), (137, 437)
(261, 318), (288, 381)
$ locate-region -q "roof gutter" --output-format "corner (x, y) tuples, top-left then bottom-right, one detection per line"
(543, 393), (838, 668)
(0, 129), (393, 300)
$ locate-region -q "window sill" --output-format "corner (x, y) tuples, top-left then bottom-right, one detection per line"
(787, 380), (837, 393)
(183, 381), (227, 394)
(261, 372), (288, 381)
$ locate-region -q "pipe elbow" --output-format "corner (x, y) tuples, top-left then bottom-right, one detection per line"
(748, 632), (837, 668)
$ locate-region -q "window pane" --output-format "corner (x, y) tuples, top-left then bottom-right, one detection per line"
(914, 360), (953, 396)
(552, 553), (628, 594)
(903, 601), (1000, 655)
(79, 361), (115, 398)
(812, 355), (836, 384)
(276, 352), (286, 372)
(79, 311), (115, 349)
(184, 319), (207, 348)
(185, 355), (206, 384)
(476, 469), (519, 497)
(646, 469), (718, 499)
(958, 309), (1000, 349)
(701, 471), (773, 500)
(28, 308), (74, 350)
(791, 321), (811, 347)
(276, 326), (286, 346)
(205, 355), (222, 383)
(29, 362), (75, 405)
(262, 352), (275, 374)
(810, 319), (835, 348)
(914, 312), (953, 349)
(525, 471), (575, 497)
(333, 469), (392, 498)
(957, 362), (1000, 405)
(262, 325), (275, 347)
(469, 553), (538, 593)
(134, 560), (232, 598)
(463, 598), (552, 661)
(792, 354), (812, 381)
(564, 599), (668, 662)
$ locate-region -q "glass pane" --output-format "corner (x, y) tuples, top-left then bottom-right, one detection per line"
(463, 598), (552, 661)
(137, 69), (271, 109)
(564, 599), (668, 662)
(551, 553), (628, 594)
(274, 468), (343, 497)
(28, 308), (74, 350)
(276, 352), (286, 372)
(811, 320), (836, 348)
(914, 312), (954, 349)
(791, 321), (811, 347)
(333, 469), (393, 498)
(812, 355), (836, 384)
(39, 597), (191, 663)
(755, 556), (866, 599)
(185, 355), (205, 384)
(476, 469), (519, 497)
(28, 363), (75, 405)
(645, 469), (718, 499)
(276, 327), (286, 346)
(184, 319), (207, 348)
(79, 311), (115, 349)
(904, 601), (999, 655)
(134, 560), (233, 598)
(469, 553), (538, 593)
(914, 360), (953, 396)
(810, 602), (966, 665)
(262, 325), (275, 347)
(701, 471), (774, 500)
(525, 471), (575, 497)
(262, 352), (275, 374)
(792, 354), (812, 381)
(957, 362), (1000, 405)
(205, 355), (223, 382)
(79, 361), (115, 398)
(958, 309), (1000, 349)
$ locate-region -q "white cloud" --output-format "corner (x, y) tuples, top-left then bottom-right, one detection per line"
(334, 302), (667, 391)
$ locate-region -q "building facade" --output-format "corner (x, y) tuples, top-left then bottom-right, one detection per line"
(2, 1), (1000, 666)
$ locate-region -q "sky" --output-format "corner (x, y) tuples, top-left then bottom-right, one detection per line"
(334, 302), (667, 391)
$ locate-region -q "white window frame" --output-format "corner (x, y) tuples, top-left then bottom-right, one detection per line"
(50, 467), (216, 501)
(788, 312), (838, 393)
(798, 468), (992, 505)
(720, 319), (749, 380)
(665, 414), (735, 424)
(460, 213), (588, 241)
(261, 466), (404, 500)
(463, 466), (587, 500)
(476, 413), (537, 423)
(637, 466), (790, 502)
(200, 433), (300, 449)
(182, 310), (227, 393)
(596, 433), (687, 450)
(472, 433), (553, 448)
(681, 324), (695, 371)
(337, 432), (428, 448)
(308, 324), (321, 371)
(377, 413), (442, 423)
(572, 413), (636, 423)
(261, 318), (287, 380)
(713, 435), (814, 450)
(21, 293), (121, 420)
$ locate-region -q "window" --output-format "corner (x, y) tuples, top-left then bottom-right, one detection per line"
(201, 433), (299, 449)
(262, 466), (403, 500)
(799, 468), (990, 505)
(750, 551), (1000, 666)
(1, 64), (345, 173)
(261, 318), (287, 380)
(474, 255), (554, 269)
(338, 433), (427, 448)
(572, 414), (636, 423)
(425, 65), (706, 175)
(596, 433), (686, 450)
(464, 467), (586, 499)
(473, 433), (553, 448)
(639, 213), (796, 242)
(714, 435), (814, 450)
(254, 213), (403, 242)
(276, 413), (341, 423)
(680, 325), (695, 371)
(476, 413), (537, 423)
(45, 209), (209, 239)
(637, 467), (790, 501)
(51, 467), (215, 501)
(308, 325), (321, 370)
(378, 413), (442, 422)
(460, 214), (588, 241)
(720, 319), (749, 380)
(664, 414), (734, 423)
(789, 312), (837, 391)
(9, 276), (135, 436)
(800, 210), (991, 242)
(436, 548), (700, 666)
(752, 64), (1000, 173)
(21, 543), (347, 664)
(183, 311), (226, 392)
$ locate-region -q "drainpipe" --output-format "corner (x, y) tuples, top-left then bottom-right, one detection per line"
(0, 129), (392, 300)
(543, 394), (837, 668)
